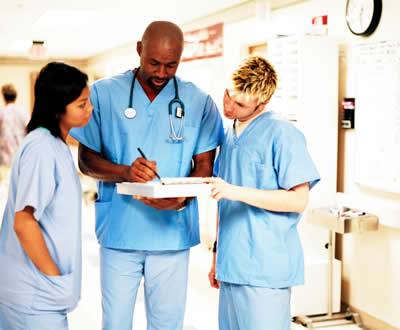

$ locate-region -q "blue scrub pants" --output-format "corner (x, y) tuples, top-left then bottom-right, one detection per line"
(100, 246), (190, 330)
(0, 303), (68, 330)
(218, 282), (291, 330)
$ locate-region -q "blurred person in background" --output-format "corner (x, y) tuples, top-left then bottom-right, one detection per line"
(0, 84), (29, 167)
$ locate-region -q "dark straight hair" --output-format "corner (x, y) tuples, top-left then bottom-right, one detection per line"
(27, 62), (88, 140)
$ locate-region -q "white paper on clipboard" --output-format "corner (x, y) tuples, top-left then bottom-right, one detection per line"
(116, 178), (211, 198)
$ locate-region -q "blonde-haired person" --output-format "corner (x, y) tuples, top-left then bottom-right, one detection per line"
(204, 56), (320, 330)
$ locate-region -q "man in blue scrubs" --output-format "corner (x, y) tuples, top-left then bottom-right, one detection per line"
(205, 56), (320, 330)
(70, 21), (222, 330)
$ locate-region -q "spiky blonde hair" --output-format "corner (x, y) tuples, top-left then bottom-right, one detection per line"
(231, 55), (277, 104)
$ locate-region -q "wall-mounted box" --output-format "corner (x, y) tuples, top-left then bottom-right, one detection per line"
(341, 98), (355, 129)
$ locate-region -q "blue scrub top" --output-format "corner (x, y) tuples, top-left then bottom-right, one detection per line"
(0, 128), (82, 313)
(70, 70), (223, 251)
(215, 112), (320, 288)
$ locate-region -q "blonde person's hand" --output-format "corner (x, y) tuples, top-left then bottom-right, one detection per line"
(203, 177), (239, 201)
(208, 262), (219, 289)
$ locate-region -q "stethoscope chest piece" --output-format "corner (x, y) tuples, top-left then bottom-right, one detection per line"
(124, 108), (137, 119)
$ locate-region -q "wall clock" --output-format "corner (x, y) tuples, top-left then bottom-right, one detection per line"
(345, 0), (382, 36)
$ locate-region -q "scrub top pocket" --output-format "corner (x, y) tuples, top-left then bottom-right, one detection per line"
(32, 271), (75, 312)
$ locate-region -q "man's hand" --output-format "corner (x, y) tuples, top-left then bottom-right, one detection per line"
(134, 196), (186, 211)
(126, 157), (159, 183)
(208, 258), (219, 289)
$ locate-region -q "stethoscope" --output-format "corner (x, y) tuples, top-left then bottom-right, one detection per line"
(124, 67), (186, 141)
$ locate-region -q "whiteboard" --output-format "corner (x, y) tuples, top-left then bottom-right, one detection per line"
(354, 40), (400, 193)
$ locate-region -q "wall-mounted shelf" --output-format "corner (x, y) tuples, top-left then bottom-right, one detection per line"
(307, 207), (379, 234)
(296, 208), (379, 329)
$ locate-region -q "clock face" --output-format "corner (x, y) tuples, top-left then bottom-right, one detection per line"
(346, 0), (382, 36)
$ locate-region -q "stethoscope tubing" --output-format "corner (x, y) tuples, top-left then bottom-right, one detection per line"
(129, 68), (185, 141)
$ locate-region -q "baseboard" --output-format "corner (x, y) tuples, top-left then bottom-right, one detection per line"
(346, 305), (398, 330)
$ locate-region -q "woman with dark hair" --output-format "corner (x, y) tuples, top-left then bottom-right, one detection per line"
(0, 62), (92, 329)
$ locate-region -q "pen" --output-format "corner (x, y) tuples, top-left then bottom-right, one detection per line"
(137, 148), (164, 184)
(341, 210), (366, 217)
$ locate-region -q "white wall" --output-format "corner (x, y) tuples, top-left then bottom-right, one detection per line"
(86, 43), (139, 80)
(179, 19), (257, 126)
(0, 59), (89, 112)
(2, 1), (399, 326)
(0, 61), (40, 112)
(179, 0), (400, 328)
(271, 0), (400, 328)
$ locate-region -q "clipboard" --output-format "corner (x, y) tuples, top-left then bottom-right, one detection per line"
(116, 178), (211, 198)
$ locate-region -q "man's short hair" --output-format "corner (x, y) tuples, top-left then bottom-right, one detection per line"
(232, 56), (278, 104)
(1, 84), (17, 102)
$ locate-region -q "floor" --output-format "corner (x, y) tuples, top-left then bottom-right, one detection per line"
(68, 202), (222, 330)
(0, 166), (365, 330)
(67, 201), (364, 330)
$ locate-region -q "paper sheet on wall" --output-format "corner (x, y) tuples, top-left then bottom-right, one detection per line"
(355, 40), (400, 193)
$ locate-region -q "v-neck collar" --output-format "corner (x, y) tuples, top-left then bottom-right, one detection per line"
(232, 111), (274, 143)
(130, 70), (175, 106)
(134, 70), (159, 102)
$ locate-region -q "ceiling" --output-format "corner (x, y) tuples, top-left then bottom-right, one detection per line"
(0, 0), (249, 59)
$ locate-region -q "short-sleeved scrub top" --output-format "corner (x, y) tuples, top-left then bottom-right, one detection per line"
(0, 128), (82, 313)
(215, 112), (320, 289)
(70, 70), (223, 251)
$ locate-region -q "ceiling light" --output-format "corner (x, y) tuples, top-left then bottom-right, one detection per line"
(29, 40), (48, 60)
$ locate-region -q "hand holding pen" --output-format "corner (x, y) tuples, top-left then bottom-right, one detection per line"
(124, 148), (161, 183)
(134, 148), (186, 210)
(127, 147), (164, 184)
(137, 148), (164, 184)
